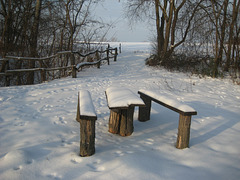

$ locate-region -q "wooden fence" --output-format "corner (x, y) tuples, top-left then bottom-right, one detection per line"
(0, 45), (118, 86)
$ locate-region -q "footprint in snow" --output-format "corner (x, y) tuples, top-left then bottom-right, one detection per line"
(71, 158), (82, 164)
(46, 172), (62, 180)
(59, 117), (67, 124)
(87, 160), (105, 172)
(40, 104), (54, 111)
(144, 138), (154, 145)
(13, 165), (22, 171)
(14, 121), (27, 127)
(114, 150), (124, 157)
(1, 150), (34, 171)
(53, 117), (67, 125)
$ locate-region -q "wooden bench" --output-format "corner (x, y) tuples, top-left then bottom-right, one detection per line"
(105, 87), (145, 136)
(138, 89), (197, 149)
(76, 90), (97, 157)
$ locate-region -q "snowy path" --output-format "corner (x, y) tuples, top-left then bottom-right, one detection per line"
(0, 43), (240, 180)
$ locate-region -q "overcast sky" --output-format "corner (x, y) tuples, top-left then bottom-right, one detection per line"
(94, 0), (153, 42)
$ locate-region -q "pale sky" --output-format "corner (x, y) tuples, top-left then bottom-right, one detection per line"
(94, 0), (153, 42)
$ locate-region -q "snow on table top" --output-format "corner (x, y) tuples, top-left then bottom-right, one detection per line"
(139, 89), (196, 113)
(106, 87), (145, 108)
(79, 90), (97, 117)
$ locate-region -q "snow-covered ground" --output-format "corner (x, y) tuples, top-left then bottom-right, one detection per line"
(0, 42), (240, 180)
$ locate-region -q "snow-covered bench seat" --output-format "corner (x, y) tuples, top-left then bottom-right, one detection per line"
(76, 90), (97, 157)
(138, 89), (197, 149)
(105, 87), (145, 136)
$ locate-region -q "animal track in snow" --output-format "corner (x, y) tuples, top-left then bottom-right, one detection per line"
(144, 138), (154, 145)
(53, 116), (67, 125)
(87, 160), (105, 172)
(14, 121), (27, 127)
(71, 158), (82, 164)
(40, 104), (54, 111)
(114, 150), (124, 157)
(46, 172), (62, 180)
(1, 150), (34, 172)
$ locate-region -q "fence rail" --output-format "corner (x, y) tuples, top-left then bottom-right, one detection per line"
(0, 46), (118, 86)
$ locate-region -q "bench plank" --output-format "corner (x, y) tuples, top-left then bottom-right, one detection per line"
(138, 89), (197, 116)
(138, 89), (197, 149)
(77, 90), (97, 121)
(106, 87), (145, 109)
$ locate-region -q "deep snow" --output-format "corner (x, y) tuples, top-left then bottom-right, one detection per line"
(0, 42), (240, 180)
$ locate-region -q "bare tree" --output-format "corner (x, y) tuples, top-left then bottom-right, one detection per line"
(27, 0), (42, 84)
(198, 0), (240, 77)
(125, 0), (204, 64)
(225, 0), (240, 72)
(0, 0), (113, 85)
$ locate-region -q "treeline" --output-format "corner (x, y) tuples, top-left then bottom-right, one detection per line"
(125, 0), (240, 80)
(0, 0), (110, 85)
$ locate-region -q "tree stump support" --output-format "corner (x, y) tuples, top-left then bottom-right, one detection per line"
(138, 94), (152, 122)
(108, 106), (135, 136)
(105, 87), (145, 137)
(176, 114), (192, 149)
(79, 118), (96, 156)
(109, 109), (121, 134)
(76, 91), (97, 157)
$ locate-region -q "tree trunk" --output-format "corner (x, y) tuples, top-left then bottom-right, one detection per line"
(163, 1), (173, 58)
(224, 0), (240, 71)
(28, 0), (42, 84)
(1, 0), (13, 57)
(217, 0), (228, 73)
(154, 0), (162, 58)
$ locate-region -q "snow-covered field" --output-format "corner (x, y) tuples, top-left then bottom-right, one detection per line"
(0, 42), (240, 180)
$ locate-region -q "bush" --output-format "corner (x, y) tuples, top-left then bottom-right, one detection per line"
(146, 53), (215, 77)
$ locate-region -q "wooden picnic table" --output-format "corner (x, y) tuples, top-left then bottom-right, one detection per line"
(105, 87), (145, 136)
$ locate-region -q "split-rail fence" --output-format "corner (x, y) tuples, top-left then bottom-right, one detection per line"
(0, 45), (118, 86)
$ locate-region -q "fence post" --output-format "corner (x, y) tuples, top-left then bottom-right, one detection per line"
(39, 60), (46, 83)
(71, 53), (77, 78)
(40, 68), (46, 83)
(119, 43), (121, 53)
(5, 60), (10, 86)
(96, 50), (100, 68)
(107, 46), (110, 65)
(114, 48), (118, 61)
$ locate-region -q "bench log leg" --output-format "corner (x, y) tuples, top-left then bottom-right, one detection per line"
(108, 106), (135, 136)
(109, 109), (121, 134)
(79, 119), (96, 156)
(138, 94), (151, 122)
(119, 106), (135, 136)
(176, 114), (192, 149)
